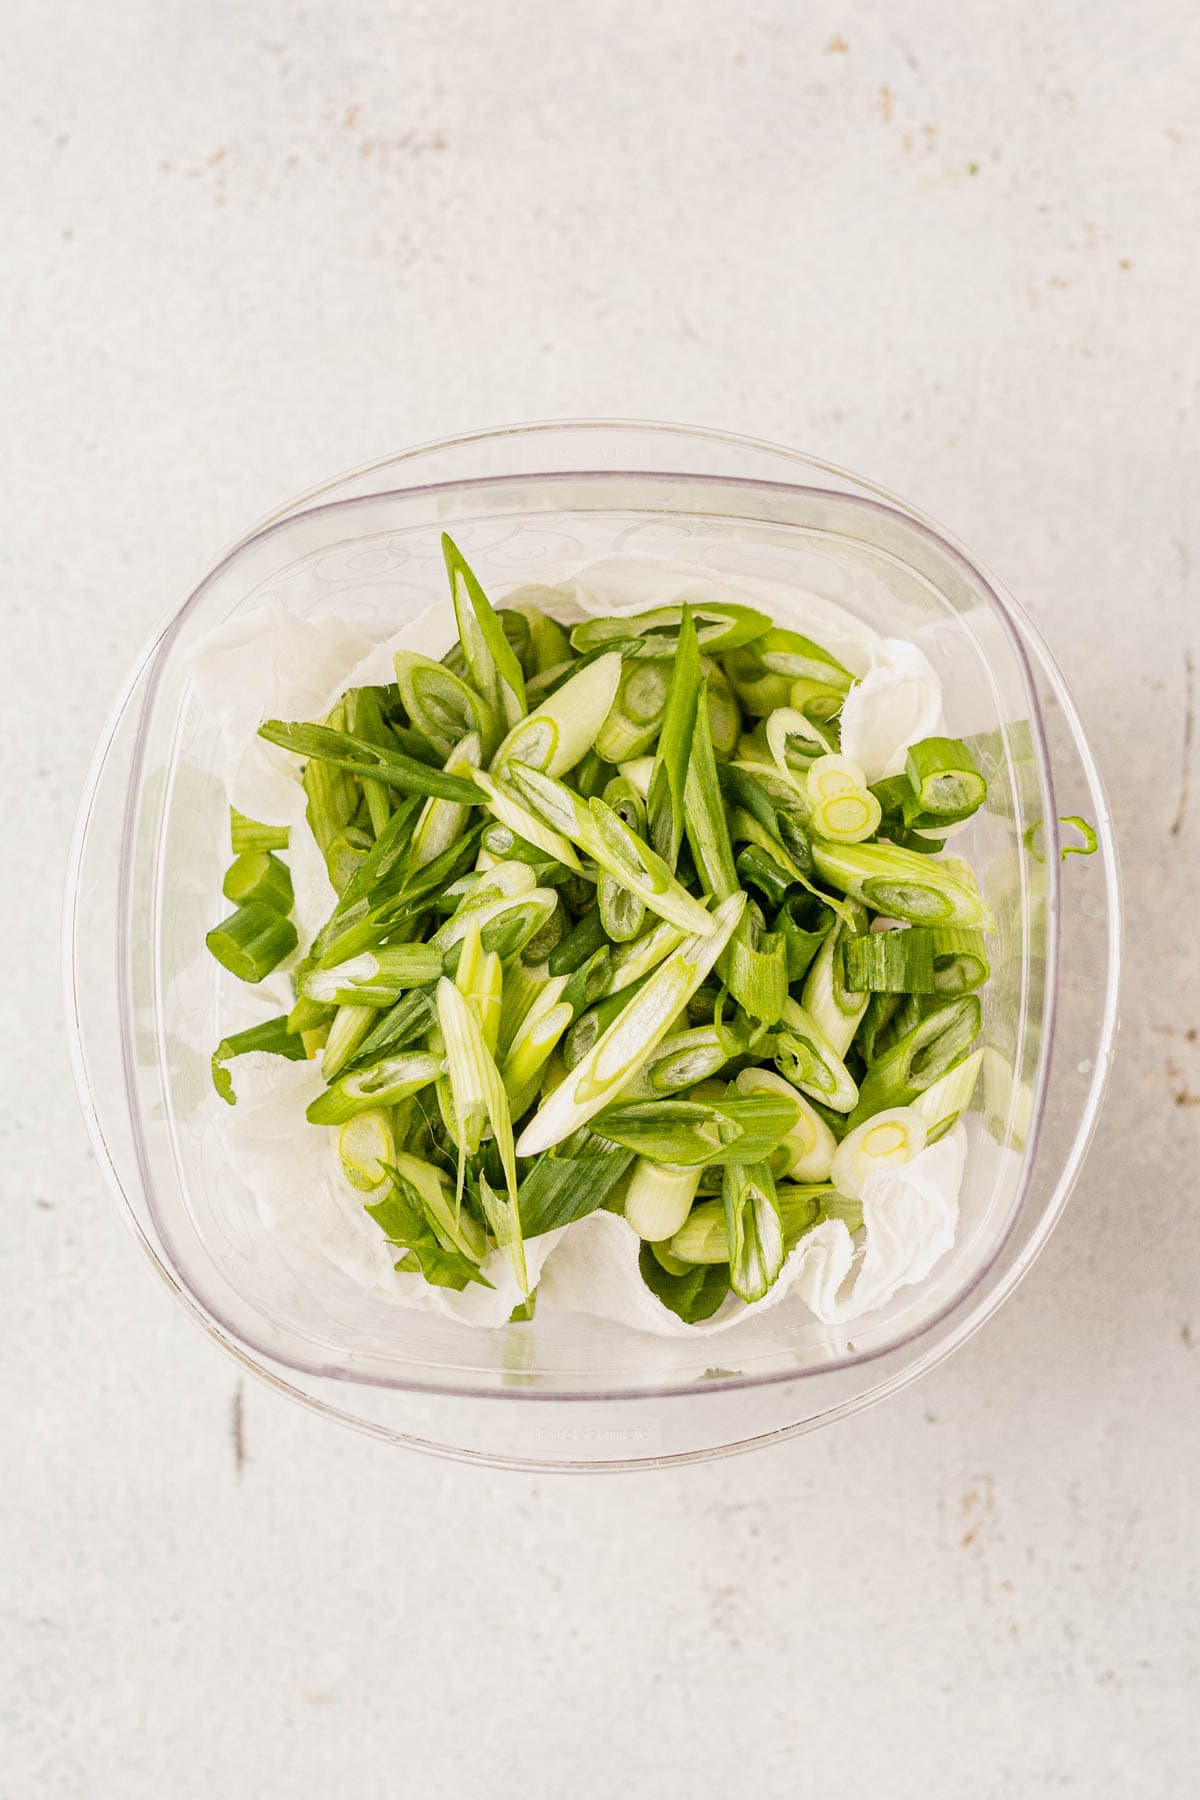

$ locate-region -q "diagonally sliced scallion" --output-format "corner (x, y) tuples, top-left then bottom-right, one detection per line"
(491, 651), (623, 779)
(435, 977), (526, 1291)
(442, 533), (528, 730)
(830, 1106), (927, 1198)
(515, 891), (745, 1154)
(508, 765), (715, 937)
(722, 1157), (784, 1303)
(911, 1045), (984, 1142)
(810, 837), (996, 930)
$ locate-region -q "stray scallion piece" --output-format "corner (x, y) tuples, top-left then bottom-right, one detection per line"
(206, 548), (1019, 1324)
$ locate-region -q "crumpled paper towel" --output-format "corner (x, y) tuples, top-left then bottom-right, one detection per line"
(538, 1128), (965, 1334)
(188, 553), (961, 1336)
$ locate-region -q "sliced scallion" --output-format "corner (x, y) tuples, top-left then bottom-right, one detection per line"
(810, 837), (996, 930)
(849, 995), (982, 1125)
(230, 809), (289, 855)
(623, 1160), (703, 1242)
(206, 904), (297, 984)
(508, 765), (715, 937)
(723, 1158), (784, 1302)
(911, 1045), (984, 1142)
(259, 717), (481, 804)
(306, 1050), (444, 1125)
(222, 850), (294, 914)
(842, 927), (938, 995)
(904, 736), (987, 824)
(491, 651), (623, 779)
(829, 1106), (927, 1198)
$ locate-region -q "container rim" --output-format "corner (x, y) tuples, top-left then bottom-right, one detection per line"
(67, 420), (1120, 1423)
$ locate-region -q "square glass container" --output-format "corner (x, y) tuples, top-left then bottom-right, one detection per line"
(65, 423), (1120, 1469)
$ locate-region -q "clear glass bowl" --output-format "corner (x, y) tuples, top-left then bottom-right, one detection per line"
(64, 422), (1120, 1470)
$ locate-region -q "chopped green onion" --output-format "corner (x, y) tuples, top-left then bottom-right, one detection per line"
(607, 917), (685, 993)
(800, 911), (870, 1054)
(409, 734), (483, 869)
(806, 754), (867, 806)
(775, 891), (836, 983)
(595, 660), (670, 762)
(442, 533), (528, 730)
(454, 919), (503, 1054)
(548, 906), (607, 977)
(904, 736), (987, 823)
(500, 977), (573, 1099)
(623, 1160), (704, 1241)
(211, 1015), (306, 1104)
(491, 651), (623, 779)
(929, 927), (990, 996)
(849, 995), (982, 1125)
(590, 1092), (801, 1168)
(300, 944), (443, 1008)
(512, 605), (572, 675)
(765, 707), (834, 787)
(912, 1045), (984, 1142)
(206, 904), (298, 983)
(811, 789), (883, 843)
(667, 1199), (731, 1264)
(320, 1002), (376, 1080)
(508, 765), (715, 937)
(722, 1158), (784, 1302)
(345, 988), (436, 1070)
(338, 1109), (395, 1192)
(720, 901), (788, 1027)
(389, 1149), (487, 1263)
(364, 1179), (492, 1290)
(735, 843), (792, 910)
(515, 891), (745, 1154)
(704, 661), (741, 759)
(734, 1067), (836, 1182)
(857, 991), (901, 1064)
(517, 1133), (636, 1237)
(473, 766), (582, 871)
(647, 606), (701, 868)
(810, 838), (996, 930)
(684, 680), (739, 901)
(598, 777), (649, 943)
(222, 850), (294, 913)
(435, 978), (526, 1290)
(830, 1106), (927, 1198)
(519, 902), (566, 966)
(772, 996), (859, 1112)
(618, 1018), (750, 1100)
(347, 687), (397, 836)
(1059, 815), (1099, 859)
(559, 943), (613, 1015)
(842, 928), (938, 994)
(570, 601), (771, 659)
(562, 979), (645, 1069)
(392, 650), (500, 760)
(306, 1050), (444, 1124)
(259, 717), (481, 804)
(230, 808), (289, 854)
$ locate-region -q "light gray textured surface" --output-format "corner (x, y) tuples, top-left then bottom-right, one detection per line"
(4, 2), (1198, 1795)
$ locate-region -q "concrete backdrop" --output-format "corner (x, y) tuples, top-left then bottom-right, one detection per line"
(4, 2), (1197, 1794)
